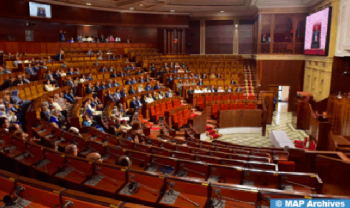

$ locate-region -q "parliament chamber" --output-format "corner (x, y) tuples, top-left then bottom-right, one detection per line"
(0, 0), (350, 207)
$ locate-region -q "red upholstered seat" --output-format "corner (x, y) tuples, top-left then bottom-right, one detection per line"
(238, 103), (246, 109)
(172, 112), (182, 129)
(247, 103), (256, 109)
(166, 101), (173, 111)
(150, 105), (160, 122)
(212, 104), (220, 118)
(229, 103), (237, 109)
(197, 96), (204, 110)
(160, 103), (166, 116)
(222, 95), (230, 100)
(220, 103), (228, 111)
(231, 94), (238, 100)
(214, 95), (221, 101)
(239, 95), (246, 100)
(206, 96), (213, 103)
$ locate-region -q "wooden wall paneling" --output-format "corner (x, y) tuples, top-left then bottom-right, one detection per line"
(182, 29), (186, 54)
(20, 42), (42, 54)
(260, 60), (305, 112)
(185, 20), (200, 54)
(0, 42), (5, 52)
(5, 42), (19, 53)
(60, 42), (71, 49)
(205, 20), (234, 54)
(46, 43), (60, 54)
(315, 155), (350, 196)
(40, 43), (47, 54)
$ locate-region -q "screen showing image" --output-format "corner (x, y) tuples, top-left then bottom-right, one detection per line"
(29, 2), (52, 18)
(304, 7), (331, 55)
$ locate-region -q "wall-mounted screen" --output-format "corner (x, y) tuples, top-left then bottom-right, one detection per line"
(29, 2), (52, 19)
(304, 7), (332, 56)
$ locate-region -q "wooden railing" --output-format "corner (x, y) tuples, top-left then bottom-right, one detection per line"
(258, 42), (304, 54)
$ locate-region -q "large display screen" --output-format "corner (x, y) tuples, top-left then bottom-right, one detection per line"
(29, 2), (52, 19)
(304, 7), (332, 56)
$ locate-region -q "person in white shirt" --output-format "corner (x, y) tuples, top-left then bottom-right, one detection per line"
(8, 110), (17, 123)
(13, 56), (22, 67)
(145, 93), (154, 104)
(158, 91), (165, 100)
(137, 84), (144, 93)
(194, 86), (202, 93)
(79, 74), (86, 83)
(44, 80), (56, 91)
(60, 69), (67, 77)
(217, 86), (225, 92)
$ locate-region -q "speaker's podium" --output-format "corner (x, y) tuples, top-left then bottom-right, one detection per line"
(292, 92), (313, 130)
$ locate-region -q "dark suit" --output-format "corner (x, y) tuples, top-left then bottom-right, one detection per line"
(118, 73), (125, 77)
(99, 68), (106, 72)
(54, 53), (64, 61)
(167, 78), (173, 84)
(165, 91), (173, 98)
(130, 100), (140, 110)
(125, 80), (132, 85)
(106, 94), (114, 101)
(53, 73), (60, 79)
(12, 79), (24, 86)
(154, 84), (161, 90)
(198, 82), (203, 85)
(120, 91), (127, 97)
(106, 83), (113, 89)
(86, 76), (93, 81)
(145, 86), (153, 91)
(128, 89), (136, 95)
(210, 88), (216, 92)
(40, 111), (50, 121)
(131, 80), (137, 84)
(111, 73), (117, 78)
(86, 87), (93, 94)
(67, 72), (73, 75)
(95, 85), (102, 92)
(139, 79), (145, 83)
(188, 90), (194, 97)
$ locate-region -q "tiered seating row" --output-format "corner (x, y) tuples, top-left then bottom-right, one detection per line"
(0, 170), (148, 208)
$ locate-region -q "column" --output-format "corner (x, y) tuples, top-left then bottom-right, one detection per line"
(233, 19), (239, 54)
(200, 20), (205, 55)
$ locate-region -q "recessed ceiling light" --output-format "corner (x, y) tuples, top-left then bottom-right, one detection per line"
(170, 10), (175, 13)
(220, 11), (225, 12)
(86, 2), (91, 5)
(129, 7), (134, 10)
(140, 4), (143, 6)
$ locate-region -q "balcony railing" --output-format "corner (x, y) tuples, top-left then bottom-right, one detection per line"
(258, 42), (304, 54)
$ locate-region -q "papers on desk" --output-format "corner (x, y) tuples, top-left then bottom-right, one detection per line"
(119, 117), (129, 121)
(270, 130), (295, 148)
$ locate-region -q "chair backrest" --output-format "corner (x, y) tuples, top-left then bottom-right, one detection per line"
(229, 103), (237, 109)
(212, 104), (220, 112)
(238, 103), (246, 109)
(231, 94), (238, 100)
(247, 103), (256, 109)
(221, 103), (228, 110)
(309, 140), (316, 150)
(214, 95), (221, 101)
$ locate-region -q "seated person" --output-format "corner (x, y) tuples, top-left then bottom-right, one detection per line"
(210, 73), (216, 79)
(145, 83), (153, 91)
(131, 77), (138, 84)
(167, 75), (173, 84)
(118, 120), (132, 134)
(202, 73), (208, 79)
(106, 90), (115, 102)
(137, 84), (144, 93)
(86, 152), (103, 163)
(128, 86), (136, 95)
(145, 93), (154, 104)
(194, 86), (202, 93)
(230, 79), (237, 85)
(177, 68), (184, 73)
(86, 73), (93, 81)
(183, 74), (189, 79)
(209, 85), (216, 92)
(85, 82), (94, 94)
(154, 81), (161, 90)
(44, 80), (57, 92)
(175, 74), (181, 80)
(145, 75), (151, 82)
(130, 97), (140, 111)
(152, 91), (158, 101)
(120, 88), (127, 97)
(25, 64), (36, 77)
(74, 68), (80, 75)
(60, 69), (67, 77)
(217, 86), (225, 92)
(40, 105), (50, 121)
(181, 62), (187, 68)
(125, 78), (132, 85)
(227, 86), (233, 92)
(149, 63), (156, 73)
(115, 155), (131, 167)
(188, 86), (194, 97)
(236, 86), (243, 92)
(158, 91), (165, 100)
(67, 68), (74, 75)
(49, 109), (60, 127)
(65, 144), (78, 156)
(217, 73), (222, 78)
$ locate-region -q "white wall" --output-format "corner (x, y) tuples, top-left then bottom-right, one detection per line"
(281, 86), (290, 102)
